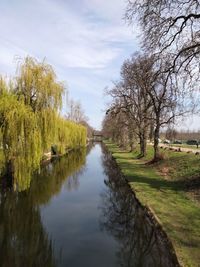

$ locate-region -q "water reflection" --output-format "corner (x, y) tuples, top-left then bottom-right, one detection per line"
(99, 147), (179, 267)
(0, 145), (88, 193)
(0, 148), (86, 267)
(29, 148), (86, 204)
(0, 191), (56, 267)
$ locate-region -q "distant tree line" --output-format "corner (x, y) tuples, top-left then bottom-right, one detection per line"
(102, 0), (200, 161)
(161, 128), (200, 142)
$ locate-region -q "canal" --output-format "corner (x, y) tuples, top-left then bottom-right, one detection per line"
(0, 143), (178, 267)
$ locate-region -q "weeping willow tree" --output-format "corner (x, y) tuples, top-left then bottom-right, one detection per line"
(55, 117), (87, 154)
(14, 57), (64, 152)
(15, 57), (63, 111)
(0, 92), (42, 191)
(0, 57), (87, 191)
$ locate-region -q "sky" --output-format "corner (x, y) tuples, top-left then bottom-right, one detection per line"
(0, 0), (139, 130)
(0, 0), (199, 131)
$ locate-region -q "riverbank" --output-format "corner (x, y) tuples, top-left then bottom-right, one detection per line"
(104, 141), (200, 267)
(42, 148), (75, 164)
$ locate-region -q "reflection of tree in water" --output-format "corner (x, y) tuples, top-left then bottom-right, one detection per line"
(0, 148), (87, 267)
(29, 148), (86, 204)
(64, 166), (86, 192)
(86, 141), (95, 154)
(99, 147), (179, 267)
(0, 191), (56, 267)
(64, 143), (95, 191)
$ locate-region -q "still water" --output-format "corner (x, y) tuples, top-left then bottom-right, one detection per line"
(0, 143), (178, 267)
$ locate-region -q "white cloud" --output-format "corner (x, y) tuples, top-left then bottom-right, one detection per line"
(0, 0), (139, 128)
(84, 0), (126, 21)
(0, 0), (137, 71)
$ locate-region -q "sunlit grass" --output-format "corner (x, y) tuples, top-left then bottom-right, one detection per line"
(104, 140), (200, 267)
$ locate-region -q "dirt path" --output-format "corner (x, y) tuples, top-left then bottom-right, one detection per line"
(160, 144), (200, 154)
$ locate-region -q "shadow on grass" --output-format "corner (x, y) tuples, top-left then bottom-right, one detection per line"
(136, 153), (145, 159)
(119, 161), (185, 192)
(107, 143), (200, 193)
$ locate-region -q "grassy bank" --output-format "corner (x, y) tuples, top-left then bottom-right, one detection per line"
(104, 141), (200, 267)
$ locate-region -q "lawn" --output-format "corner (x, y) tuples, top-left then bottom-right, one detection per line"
(104, 141), (200, 267)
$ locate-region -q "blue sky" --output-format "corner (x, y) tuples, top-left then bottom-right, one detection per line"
(0, 0), (199, 130)
(0, 0), (139, 129)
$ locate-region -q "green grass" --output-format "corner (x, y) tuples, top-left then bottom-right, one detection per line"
(104, 141), (200, 267)
(158, 149), (200, 182)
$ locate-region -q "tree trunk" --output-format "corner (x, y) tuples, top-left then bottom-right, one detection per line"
(149, 121), (154, 142)
(139, 131), (147, 157)
(153, 121), (160, 161)
(128, 129), (134, 152)
(2, 160), (14, 190)
(129, 141), (134, 152)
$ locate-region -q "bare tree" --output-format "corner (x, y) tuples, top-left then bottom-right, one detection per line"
(150, 70), (178, 160)
(105, 54), (154, 157)
(66, 99), (88, 123)
(103, 104), (131, 149)
(121, 54), (154, 156)
(165, 127), (177, 141)
(104, 53), (187, 160)
(126, 0), (200, 90)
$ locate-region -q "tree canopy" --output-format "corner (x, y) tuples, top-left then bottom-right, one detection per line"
(0, 57), (86, 191)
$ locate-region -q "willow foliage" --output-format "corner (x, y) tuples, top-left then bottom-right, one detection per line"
(15, 57), (63, 111)
(0, 92), (42, 191)
(0, 57), (87, 191)
(14, 57), (65, 152)
(55, 118), (87, 154)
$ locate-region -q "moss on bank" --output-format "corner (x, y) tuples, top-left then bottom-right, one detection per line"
(104, 141), (200, 267)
